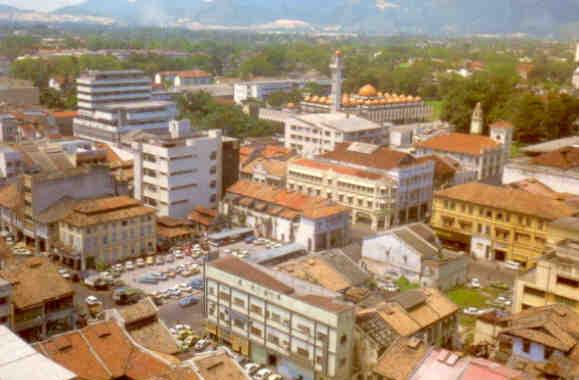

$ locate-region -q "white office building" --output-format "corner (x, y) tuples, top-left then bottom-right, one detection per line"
(284, 112), (387, 156)
(131, 120), (222, 219)
(234, 79), (331, 104)
(73, 70), (177, 143)
(205, 256), (355, 380)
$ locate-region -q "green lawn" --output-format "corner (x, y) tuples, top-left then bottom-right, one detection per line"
(426, 100), (443, 121)
(510, 141), (526, 158)
(396, 276), (419, 292)
(446, 286), (488, 308)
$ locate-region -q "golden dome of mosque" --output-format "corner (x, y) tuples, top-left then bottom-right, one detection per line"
(358, 84), (378, 97)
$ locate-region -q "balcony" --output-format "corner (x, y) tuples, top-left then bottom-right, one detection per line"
(46, 307), (74, 322)
(14, 315), (44, 331)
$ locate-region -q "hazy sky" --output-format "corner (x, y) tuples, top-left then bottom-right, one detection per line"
(0, 0), (83, 12)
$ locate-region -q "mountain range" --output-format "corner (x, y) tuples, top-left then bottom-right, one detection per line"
(5, 0), (579, 36)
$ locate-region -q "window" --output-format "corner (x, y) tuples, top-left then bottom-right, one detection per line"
(268, 334), (280, 345)
(524, 286), (545, 298)
(270, 312), (281, 323)
(233, 297), (245, 308)
(251, 326), (262, 337)
(339, 358), (347, 368)
(250, 304), (263, 315)
(210, 151), (217, 160)
(296, 347), (309, 358)
(219, 292), (230, 301)
(234, 318), (245, 329)
(317, 332), (327, 342)
(556, 276), (579, 288)
(297, 324), (311, 336)
(340, 335), (347, 344)
(522, 340), (531, 354)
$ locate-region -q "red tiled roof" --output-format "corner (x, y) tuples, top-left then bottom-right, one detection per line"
(320, 142), (415, 171)
(177, 70), (211, 78)
(532, 147), (579, 170)
(490, 120), (514, 129)
(415, 155), (458, 179)
(226, 180), (349, 220)
(435, 182), (578, 220)
(52, 110), (77, 118)
(291, 157), (383, 180)
(416, 133), (501, 156)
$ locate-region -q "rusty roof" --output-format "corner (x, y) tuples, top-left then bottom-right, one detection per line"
(374, 337), (429, 380)
(435, 182), (578, 220)
(226, 180), (349, 220)
(416, 132), (501, 156)
(35, 320), (177, 380)
(320, 142), (415, 171)
(0, 257), (73, 310)
(62, 196), (156, 227)
(192, 352), (247, 380)
(532, 147), (579, 170)
(241, 157), (288, 178)
(0, 182), (23, 210)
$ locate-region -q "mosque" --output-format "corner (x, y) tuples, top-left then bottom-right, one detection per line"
(298, 51), (433, 124)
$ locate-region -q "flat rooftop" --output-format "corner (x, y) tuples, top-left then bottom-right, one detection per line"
(99, 100), (172, 111)
(292, 112), (382, 132)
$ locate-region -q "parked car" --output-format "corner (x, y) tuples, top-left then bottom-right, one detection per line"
(58, 268), (71, 279)
(189, 278), (204, 289)
(244, 236), (256, 243)
(137, 276), (159, 285)
(113, 264), (124, 272)
(463, 307), (493, 316)
(125, 261), (135, 271)
(146, 256), (155, 266)
(254, 368), (273, 380)
(155, 256), (165, 265)
(267, 375), (283, 380)
(468, 278), (481, 289)
(174, 250), (185, 259)
(149, 272), (168, 281)
(379, 282), (399, 292)
(194, 338), (211, 351)
(244, 363), (261, 375)
(136, 258), (145, 267)
(85, 296), (101, 306)
(178, 295), (200, 308)
(113, 287), (141, 305)
(165, 254), (175, 263)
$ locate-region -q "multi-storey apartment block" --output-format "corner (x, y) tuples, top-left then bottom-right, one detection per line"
(205, 256), (355, 380)
(287, 142), (434, 231)
(284, 113), (387, 156)
(58, 196), (156, 268)
(431, 182), (577, 268)
(132, 121), (222, 218)
(73, 70), (177, 143)
(513, 239), (579, 313)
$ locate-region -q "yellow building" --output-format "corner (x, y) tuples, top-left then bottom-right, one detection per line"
(431, 182), (577, 268)
(513, 239), (579, 313)
(59, 196), (157, 268)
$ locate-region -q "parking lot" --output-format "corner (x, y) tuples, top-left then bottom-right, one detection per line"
(118, 254), (203, 298)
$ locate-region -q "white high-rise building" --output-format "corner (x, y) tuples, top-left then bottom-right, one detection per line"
(73, 70), (177, 143)
(131, 120), (222, 218)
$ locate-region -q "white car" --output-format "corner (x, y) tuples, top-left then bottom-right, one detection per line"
(194, 338), (211, 351)
(268, 375), (283, 380)
(175, 251), (185, 259)
(85, 296), (101, 306)
(136, 258), (145, 267)
(125, 261), (135, 271)
(380, 283), (399, 292)
(244, 363), (261, 375)
(469, 278), (481, 289)
(254, 368), (273, 380)
(58, 268), (71, 279)
(114, 264), (124, 272)
(463, 307), (481, 316)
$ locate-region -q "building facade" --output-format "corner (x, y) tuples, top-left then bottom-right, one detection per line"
(58, 196), (156, 268)
(284, 113), (387, 156)
(234, 79), (331, 104)
(73, 70), (177, 143)
(221, 180), (350, 252)
(0, 278), (12, 329)
(287, 142), (434, 231)
(513, 239), (579, 313)
(415, 123), (512, 184)
(361, 223), (468, 290)
(204, 256), (355, 380)
(132, 121), (222, 218)
(430, 182), (577, 268)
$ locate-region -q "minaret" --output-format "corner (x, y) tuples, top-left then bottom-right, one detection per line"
(329, 50), (343, 113)
(470, 102), (483, 135)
